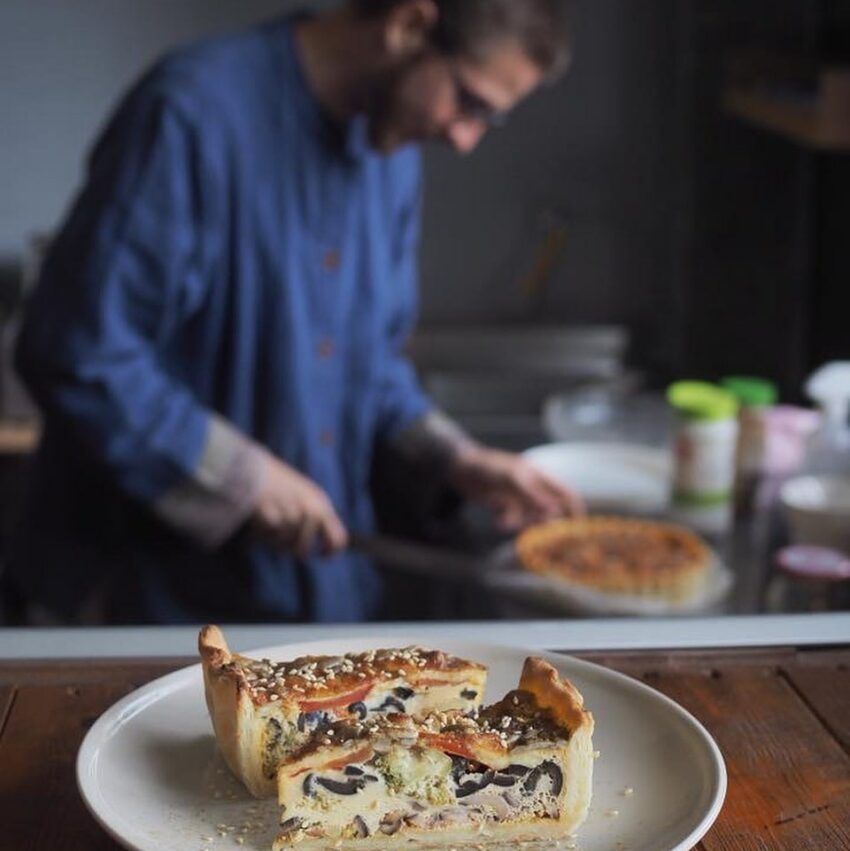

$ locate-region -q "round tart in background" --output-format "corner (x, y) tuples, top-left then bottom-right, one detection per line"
(515, 516), (711, 602)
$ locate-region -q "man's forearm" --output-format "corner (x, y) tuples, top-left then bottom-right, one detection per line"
(390, 409), (479, 472)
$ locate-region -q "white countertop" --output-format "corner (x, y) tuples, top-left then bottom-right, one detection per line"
(1, 613), (848, 659)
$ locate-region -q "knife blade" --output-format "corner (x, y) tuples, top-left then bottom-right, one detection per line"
(348, 532), (503, 582)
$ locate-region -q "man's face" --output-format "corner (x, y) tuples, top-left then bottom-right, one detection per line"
(367, 40), (544, 154)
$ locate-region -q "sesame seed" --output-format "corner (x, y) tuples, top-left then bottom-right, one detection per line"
(623, 786), (634, 796)
(606, 809), (620, 817)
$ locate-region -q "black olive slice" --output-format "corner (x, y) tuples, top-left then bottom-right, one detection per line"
(279, 817), (304, 833)
(460, 689), (478, 699)
(378, 696), (406, 713)
(342, 766), (378, 782)
(450, 755), (468, 783)
(393, 686), (414, 700)
(455, 769), (495, 797)
(302, 773), (319, 797)
(316, 776), (367, 795)
(522, 761), (563, 796)
(379, 816), (402, 835)
(503, 764), (532, 776)
(298, 710), (331, 732)
(347, 701), (368, 719)
(353, 815), (370, 838)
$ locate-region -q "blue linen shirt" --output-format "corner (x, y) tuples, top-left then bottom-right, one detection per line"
(11, 16), (432, 623)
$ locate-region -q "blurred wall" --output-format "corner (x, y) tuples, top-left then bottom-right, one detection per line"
(0, 0), (293, 259)
(0, 1), (682, 372)
(681, 0), (850, 398)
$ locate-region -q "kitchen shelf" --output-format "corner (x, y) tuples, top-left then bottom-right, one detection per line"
(723, 88), (850, 152)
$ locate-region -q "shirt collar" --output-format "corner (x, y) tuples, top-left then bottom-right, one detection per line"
(265, 13), (372, 165)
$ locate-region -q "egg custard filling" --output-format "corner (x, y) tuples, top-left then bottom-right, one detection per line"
(273, 658), (594, 849)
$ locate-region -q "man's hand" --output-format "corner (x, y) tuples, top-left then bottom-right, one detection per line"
(447, 444), (584, 532)
(251, 456), (348, 556)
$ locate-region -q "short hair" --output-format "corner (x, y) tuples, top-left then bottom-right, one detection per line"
(350, 0), (573, 78)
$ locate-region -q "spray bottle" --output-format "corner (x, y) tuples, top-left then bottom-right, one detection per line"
(802, 361), (850, 478)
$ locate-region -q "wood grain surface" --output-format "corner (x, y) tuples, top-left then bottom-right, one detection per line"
(0, 647), (847, 851)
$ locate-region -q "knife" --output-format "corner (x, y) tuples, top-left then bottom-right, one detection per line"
(348, 532), (503, 582)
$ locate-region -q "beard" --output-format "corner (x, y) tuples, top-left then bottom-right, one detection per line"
(367, 107), (406, 153)
(361, 57), (436, 153)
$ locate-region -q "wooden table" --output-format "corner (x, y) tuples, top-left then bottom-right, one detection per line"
(1, 647), (847, 850)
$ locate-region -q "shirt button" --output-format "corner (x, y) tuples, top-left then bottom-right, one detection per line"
(322, 248), (340, 271)
(317, 338), (334, 359)
(319, 429), (334, 447)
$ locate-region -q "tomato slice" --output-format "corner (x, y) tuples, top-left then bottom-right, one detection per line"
(420, 732), (481, 762)
(286, 744), (375, 779)
(299, 682), (373, 713)
(324, 745), (374, 771)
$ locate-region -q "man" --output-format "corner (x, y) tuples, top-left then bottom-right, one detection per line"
(9, 0), (578, 624)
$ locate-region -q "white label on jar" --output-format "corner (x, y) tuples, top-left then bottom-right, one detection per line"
(672, 418), (739, 506)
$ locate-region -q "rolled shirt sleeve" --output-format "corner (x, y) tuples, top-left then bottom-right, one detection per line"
(153, 414), (270, 548)
(16, 87), (265, 547)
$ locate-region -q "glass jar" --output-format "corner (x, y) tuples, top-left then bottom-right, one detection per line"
(765, 545), (850, 613)
(721, 376), (777, 518)
(667, 381), (739, 535)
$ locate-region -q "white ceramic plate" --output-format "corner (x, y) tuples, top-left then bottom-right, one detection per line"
(523, 442), (672, 515)
(78, 638), (726, 851)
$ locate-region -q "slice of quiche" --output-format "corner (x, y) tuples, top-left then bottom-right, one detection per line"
(273, 657), (594, 849)
(199, 626), (487, 797)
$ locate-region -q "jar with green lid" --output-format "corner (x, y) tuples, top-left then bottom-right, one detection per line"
(721, 376), (778, 517)
(721, 376), (778, 408)
(668, 381), (740, 534)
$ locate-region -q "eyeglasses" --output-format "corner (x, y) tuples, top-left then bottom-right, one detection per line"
(448, 64), (509, 128)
